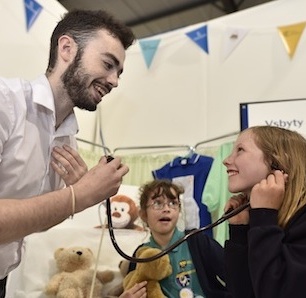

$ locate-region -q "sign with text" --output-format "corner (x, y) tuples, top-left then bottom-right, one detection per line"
(240, 98), (306, 137)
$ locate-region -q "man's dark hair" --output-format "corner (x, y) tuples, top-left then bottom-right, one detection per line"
(46, 9), (135, 74)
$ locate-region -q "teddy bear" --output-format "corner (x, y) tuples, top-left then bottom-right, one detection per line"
(105, 259), (131, 297)
(45, 246), (114, 298)
(122, 246), (172, 298)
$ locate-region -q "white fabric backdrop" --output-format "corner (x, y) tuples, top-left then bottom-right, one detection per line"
(75, 0), (306, 152)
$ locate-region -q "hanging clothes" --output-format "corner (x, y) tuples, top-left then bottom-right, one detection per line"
(201, 141), (234, 246)
(152, 153), (214, 237)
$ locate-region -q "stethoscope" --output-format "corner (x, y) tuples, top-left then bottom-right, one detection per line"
(104, 155), (285, 263)
(106, 195), (250, 263)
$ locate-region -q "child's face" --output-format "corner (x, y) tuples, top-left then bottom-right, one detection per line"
(223, 130), (270, 195)
(143, 188), (180, 237)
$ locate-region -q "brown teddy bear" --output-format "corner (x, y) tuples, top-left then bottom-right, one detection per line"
(123, 246), (172, 298)
(45, 246), (114, 298)
(105, 259), (131, 297)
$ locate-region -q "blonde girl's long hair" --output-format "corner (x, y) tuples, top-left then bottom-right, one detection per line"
(250, 126), (306, 228)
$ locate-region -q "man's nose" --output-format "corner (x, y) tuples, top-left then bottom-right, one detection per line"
(107, 71), (119, 88)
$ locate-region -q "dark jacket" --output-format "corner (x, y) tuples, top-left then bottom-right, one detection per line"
(225, 205), (306, 298)
(186, 230), (231, 298)
(128, 230), (231, 298)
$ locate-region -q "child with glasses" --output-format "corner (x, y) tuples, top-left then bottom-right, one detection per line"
(124, 179), (230, 298)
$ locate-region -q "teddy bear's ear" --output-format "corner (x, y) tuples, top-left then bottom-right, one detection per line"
(135, 246), (147, 257)
(86, 248), (93, 256)
(54, 247), (64, 259)
(136, 245), (153, 257)
(119, 259), (130, 277)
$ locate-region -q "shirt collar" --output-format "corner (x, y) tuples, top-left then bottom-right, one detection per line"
(31, 74), (55, 112)
(149, 227), (183, 252)
(31, 75), (79, 136)
(55, 111), (79, 137)
(170, 153), (200, 167)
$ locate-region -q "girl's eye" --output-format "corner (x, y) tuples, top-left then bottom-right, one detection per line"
(153, 200), (162, 207)
(169, 201), (180, 208)
(237, 146), (244, 152)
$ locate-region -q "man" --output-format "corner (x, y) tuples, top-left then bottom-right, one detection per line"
(0, 9), (135, 296)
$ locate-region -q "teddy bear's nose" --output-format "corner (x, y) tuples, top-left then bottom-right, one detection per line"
(76, 251), (83, 256)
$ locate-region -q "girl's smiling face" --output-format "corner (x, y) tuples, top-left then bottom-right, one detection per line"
(223, 129), (270, 195)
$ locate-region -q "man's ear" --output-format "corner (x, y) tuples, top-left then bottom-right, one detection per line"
(57, 35), (77, 63)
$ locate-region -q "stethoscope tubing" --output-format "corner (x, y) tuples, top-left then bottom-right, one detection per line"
(106, 198), (250, 263)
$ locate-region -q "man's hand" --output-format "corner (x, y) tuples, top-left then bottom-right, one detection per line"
(51, 145), (88, 185)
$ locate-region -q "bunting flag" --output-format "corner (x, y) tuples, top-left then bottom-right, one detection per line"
(223, 27), (249, 61)
(139, 39), (161, 69)
(24, 0), (43, 32)
(186, 25), (209, 54)
(278, 21), (306, 59)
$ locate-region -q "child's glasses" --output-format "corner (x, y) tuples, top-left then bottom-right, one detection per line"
(147, 199), (180, 210)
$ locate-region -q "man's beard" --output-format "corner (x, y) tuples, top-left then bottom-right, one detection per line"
(61, 55), (97, 111)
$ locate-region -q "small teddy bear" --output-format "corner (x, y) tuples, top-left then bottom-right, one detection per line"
(123, 246), (172, 298)
(105, 259), (131, 297)
(45, 246), (114, 298)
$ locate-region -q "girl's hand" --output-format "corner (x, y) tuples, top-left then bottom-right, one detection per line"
(224, 193), (249, 225)
(250, 170), (287, 210)
(120, 281), (147, 298)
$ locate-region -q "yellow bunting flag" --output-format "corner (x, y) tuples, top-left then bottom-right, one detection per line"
(278, 22), (306, 59)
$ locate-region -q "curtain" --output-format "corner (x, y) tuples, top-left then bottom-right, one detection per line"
(79, 146), (219, 186)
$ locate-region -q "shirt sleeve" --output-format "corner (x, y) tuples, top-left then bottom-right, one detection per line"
(0, 85), (15, 160)
(225, 207), (306, 298)
(248, 208), (306, 298)
(224, 224), (253, 298)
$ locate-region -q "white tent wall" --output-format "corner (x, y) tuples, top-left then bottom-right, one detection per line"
(75, 0), (306, 152)
(2, 0), (304, 152)
(0, 0), (66, 79)
(205, 0), (306, 138)
(95, 28), (210, 148)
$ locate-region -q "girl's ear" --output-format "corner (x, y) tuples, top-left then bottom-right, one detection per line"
(139, 209), (147, 223)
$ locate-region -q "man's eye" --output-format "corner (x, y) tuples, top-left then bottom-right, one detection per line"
(104, 61), (114, 70)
